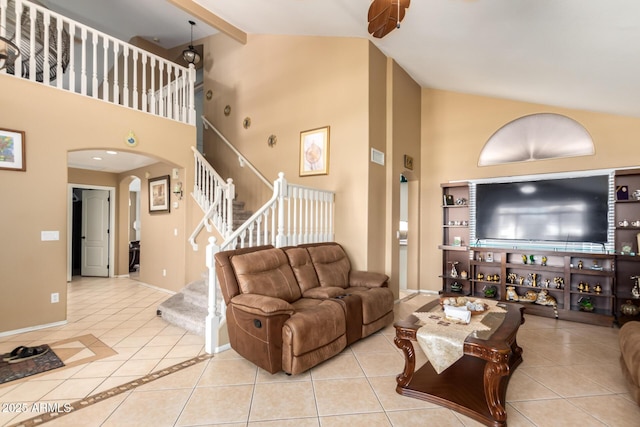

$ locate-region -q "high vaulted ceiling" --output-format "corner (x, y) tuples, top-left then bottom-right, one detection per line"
(41, 0), (640, 171)
(46, 0), (640, 118)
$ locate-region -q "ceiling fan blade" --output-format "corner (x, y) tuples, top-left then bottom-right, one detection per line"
(367, 0), (410, 39)
(368, 0), (392, 21)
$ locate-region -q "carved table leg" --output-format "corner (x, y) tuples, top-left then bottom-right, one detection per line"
(394, 335), (416, 387)
(484, 360), (509, 423)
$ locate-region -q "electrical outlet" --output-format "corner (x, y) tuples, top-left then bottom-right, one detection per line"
(162, 269), (167, 277)
(51, 293), (59, 303)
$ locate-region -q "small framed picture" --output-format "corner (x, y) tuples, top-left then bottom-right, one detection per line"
(300, 126), (330, 176)
(149, 175), (170, 213)
(443, 194), (454, 206)
(617, 185), (629, 200)
(486, 252), (494, 262)
(452, 236), (462, 246)
(403, 154), (414, 170)
(0, 128), (26, 171)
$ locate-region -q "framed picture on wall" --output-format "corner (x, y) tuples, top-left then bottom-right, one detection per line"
(149, 175), (170, 213)
(0, 128), (26, 171)
(300, 126), (329, 176)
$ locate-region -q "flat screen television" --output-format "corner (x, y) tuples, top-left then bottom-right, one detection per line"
(475, 175), (610, 244)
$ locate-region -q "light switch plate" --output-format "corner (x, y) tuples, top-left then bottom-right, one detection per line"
(41, 231), (60, 241)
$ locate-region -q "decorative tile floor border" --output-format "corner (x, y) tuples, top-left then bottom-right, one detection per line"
(8, 354), (212, 427)
(0, 334), (117, 389)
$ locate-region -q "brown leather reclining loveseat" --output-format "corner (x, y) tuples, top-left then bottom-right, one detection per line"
(214, 242), (394, 375)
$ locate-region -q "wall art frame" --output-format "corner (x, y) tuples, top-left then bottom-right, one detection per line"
(0, 128), (26, 171)
(149, 175), (170, 213)
(300, 126), (329, 176)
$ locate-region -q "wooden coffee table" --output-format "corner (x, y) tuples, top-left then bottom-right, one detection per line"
(394, 299), (524, 427)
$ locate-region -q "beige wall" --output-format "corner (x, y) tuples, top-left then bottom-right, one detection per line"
(384, 60), (422, 298)
(420, 88), (640, 292)
(0, 75), (196, 333)
(200, 34), (384, 271)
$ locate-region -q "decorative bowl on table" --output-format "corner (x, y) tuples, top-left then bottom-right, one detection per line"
(440, 297), (489, 315)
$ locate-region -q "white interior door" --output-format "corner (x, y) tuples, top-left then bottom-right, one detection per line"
(81, 189), (110, 277)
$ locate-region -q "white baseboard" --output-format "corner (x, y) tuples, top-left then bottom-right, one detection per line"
(210, 343), (231, 354)
(0, 320), (68, 338)
(133, 280), (176, 295)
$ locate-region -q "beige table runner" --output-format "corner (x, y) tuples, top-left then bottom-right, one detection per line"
(414, 300), (506, 374)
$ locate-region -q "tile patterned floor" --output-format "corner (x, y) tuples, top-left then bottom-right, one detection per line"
(1, 277), (639, 426)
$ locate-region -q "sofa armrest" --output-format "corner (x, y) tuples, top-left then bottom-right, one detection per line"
(302, 286), (346, 299)
(230, 294), (295, 316)
(349, 270), (389, 288)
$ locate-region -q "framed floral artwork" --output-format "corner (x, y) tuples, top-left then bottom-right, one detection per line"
(300, 126), (329, 176)
(0, 128), (26, 171)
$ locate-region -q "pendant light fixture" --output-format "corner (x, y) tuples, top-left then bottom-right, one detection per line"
(182, 20), (200, 65)
(0, 29), (20, 71)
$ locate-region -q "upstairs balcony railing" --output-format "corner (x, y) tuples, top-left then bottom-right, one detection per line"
(0, 0), (195, 124)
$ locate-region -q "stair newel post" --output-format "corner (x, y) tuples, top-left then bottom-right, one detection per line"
(205, 236), (222, 354)
(188, 63), (196, 125)
(225, 178), (235, 238)
(275, 172), (288, 248)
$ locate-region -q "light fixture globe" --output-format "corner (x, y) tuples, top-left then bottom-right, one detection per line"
(182, 20), (200, 65)
(0, 34), (20, 70)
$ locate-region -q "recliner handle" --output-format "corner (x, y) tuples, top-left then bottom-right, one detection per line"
(253, 319), (262, 328)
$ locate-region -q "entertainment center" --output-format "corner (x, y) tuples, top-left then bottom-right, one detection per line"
(440, 169), (640, 326)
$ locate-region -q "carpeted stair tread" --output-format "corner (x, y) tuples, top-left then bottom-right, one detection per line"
(158, 293), (207, 336)
(182, 280), (208, 309)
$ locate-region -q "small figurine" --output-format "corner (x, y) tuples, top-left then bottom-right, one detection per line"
(535, 289), (557, 307)
(460, 270), (468, 280)
(621, 300), (640, 316)
(451, 282), (463, 293)
(578, 296), (595, 312)
(554, 277), (564, 289)
(449, 261), (459, 278)
(541, 256), (548, 266)
(578, 282), (585, 292)
(584, 283), (590, 293)
(578, 260), (584, 270)
(507, 273), (517, 284)
(518, 276), (525, 286)
(483, 285), (497, 298)
(522, 254), (528, 264)
(594, 283), (602, 294)
(506, 286), (519, 301)
(543, 278), (551, 288)
(632, 276), (640, 298)
(529, 254), (535, 264)
(477, 273), (484, 280)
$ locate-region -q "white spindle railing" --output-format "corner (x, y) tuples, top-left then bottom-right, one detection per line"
(189, 147), (235, 250)
(202, 116), (273, 190)
(0, 0), (195, 125)
(204, 173), (335, 353)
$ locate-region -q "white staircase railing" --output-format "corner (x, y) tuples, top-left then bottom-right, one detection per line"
(0, 0), (195, 125)
(205, 173), (335, 353)
(189, 147), (235, 250)
(202, 116), (273, 190)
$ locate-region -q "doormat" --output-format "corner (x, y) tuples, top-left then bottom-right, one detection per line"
(0, 345), (64, 385)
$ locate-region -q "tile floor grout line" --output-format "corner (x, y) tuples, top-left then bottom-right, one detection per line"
(6, 354), (213, 427)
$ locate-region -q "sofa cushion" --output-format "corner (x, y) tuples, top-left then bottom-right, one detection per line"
(284, 247), (321, 292)
(306, 244), (351, 288)
(284, 299), (346, 356)
(231, 248), (302, 303)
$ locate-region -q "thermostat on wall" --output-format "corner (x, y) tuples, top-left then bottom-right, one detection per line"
(371, 148), (385, 166)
